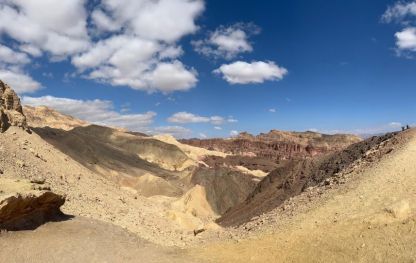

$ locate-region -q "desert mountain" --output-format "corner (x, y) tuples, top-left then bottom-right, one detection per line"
(1, 80), (413, 262)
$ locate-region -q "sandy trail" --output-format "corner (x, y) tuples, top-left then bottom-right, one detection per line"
(192, 130), (416, 262)
(0, 217), (195, 263)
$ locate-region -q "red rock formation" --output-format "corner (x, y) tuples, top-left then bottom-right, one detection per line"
(181, 130), (361, 162)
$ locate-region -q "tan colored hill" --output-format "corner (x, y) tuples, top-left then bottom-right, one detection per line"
(23, 105), (88, 131)
(191, 129), (416, 262)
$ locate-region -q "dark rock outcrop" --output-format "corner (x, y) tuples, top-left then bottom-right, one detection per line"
(0, 80), (28, 132)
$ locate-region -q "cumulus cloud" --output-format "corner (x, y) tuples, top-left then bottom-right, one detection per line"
(0, 44), (41, 94)
(92, 0), (204, 42)
(192, 23), (260, 59)
(0, 0), (90, 57)
(395, 27), (416, 51)
(382, 1), (416, 56)
(167, 112), (209, 123)
(0, 44), (30, 65)
(0, 69), (41, 94)
(22, 95), (156, 131)
(72, 34), (198, 92)
(214, 61), (288, 84)
(151, 125), (192, 138)
(311, 122), (406, 137)
(71, 0), (204, 93)
(382, 1), (416, 23)
(146, 61), (198, 92)
(167, 111), (235, 125)
(0, 0), (204, 93)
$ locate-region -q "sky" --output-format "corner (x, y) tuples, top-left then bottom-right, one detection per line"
(0, 0), (415, 138)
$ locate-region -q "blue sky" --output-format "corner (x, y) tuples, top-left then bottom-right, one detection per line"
(0, 0), (415, 138)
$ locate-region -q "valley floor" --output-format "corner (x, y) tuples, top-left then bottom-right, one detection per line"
(0, 217), (194, 263)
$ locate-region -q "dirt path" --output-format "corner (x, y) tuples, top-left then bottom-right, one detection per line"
(0, 217), (196, 263)
(191, 130), (416, 262)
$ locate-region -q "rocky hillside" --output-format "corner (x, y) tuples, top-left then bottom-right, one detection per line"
(218, 131), (400, 226)
(194, 128), (416, 262)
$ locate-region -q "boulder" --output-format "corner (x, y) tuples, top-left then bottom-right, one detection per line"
(0, 179), (65, 231)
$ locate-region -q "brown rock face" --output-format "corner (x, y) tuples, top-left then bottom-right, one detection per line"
(181, 130), (362, 162)
(0, 80), (28, 132)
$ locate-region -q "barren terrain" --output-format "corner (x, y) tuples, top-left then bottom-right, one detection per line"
(1, 81), (414, 262)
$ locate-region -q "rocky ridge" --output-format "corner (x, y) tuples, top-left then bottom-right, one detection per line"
(182, 130), (361, 163)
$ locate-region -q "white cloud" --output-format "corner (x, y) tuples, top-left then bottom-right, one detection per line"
(19, 44), (42, 57)
(227, 117), (238, 123)
(151, 125), (192, 138)
(269, 108), (276, 113)
(167, 111), (235, 125)
(0, 44), (30, 65)
(72, 36), (197, 93)
(0, 0), (204, 93)
(389, 121), (403, 128)
(0, 69), (41, 94)
(199, 132), (207, 138)
(71, 0), (204, 93)
(146, 61), (198, 92)
(210, 116), (225, 125)
(93, 0), (204, 42)
(311, 121), (406, 137)
(0, 45), (41, 94)
(167, 112), (209, 123)
(395, 27), (416, 51)
(193, 23), (260, 59)
(214, 126), (222, 130)
(214, 61), (288, 84)
(22, 95), (156, 131)
(230, 130), (239, 137)
(382, 1), (416, 23)
(0, 0), (90, 57)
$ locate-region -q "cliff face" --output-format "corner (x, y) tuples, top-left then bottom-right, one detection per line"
(0, 80), (28, 132)
(181, 130), (362, 162)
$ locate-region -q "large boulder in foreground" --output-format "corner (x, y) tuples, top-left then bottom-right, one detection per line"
(0, 178), (65, 231)
(0, 80), (28, 132)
